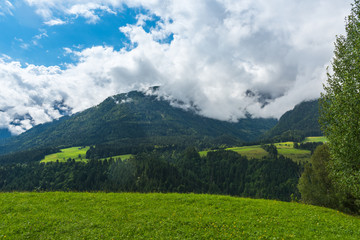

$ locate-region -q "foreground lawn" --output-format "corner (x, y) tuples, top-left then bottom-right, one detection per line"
(1, 192), (359, 239)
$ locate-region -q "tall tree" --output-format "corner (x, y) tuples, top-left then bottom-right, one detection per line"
(298, 145), (338, 209)
(320, 0), (360, 201)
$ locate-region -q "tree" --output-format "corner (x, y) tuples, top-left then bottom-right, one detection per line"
(298, 145), (339, 208)
(320, 0), (360, 202)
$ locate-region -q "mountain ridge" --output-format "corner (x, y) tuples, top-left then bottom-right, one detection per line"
(262, 99), (321, 142)
(0, 90), (277, 155)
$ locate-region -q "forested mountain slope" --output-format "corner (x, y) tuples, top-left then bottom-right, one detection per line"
(262, 100), (321, 142)
(0, 90), (277, 154)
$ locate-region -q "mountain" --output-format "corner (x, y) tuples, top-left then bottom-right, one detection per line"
(0, 90), (277, 154)
(262, 99), (322, 142)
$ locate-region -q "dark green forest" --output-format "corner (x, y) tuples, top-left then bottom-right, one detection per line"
(0, 148), (301, 202)
(263, 100), (322, 142)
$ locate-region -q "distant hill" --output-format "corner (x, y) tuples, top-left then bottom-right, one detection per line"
(262, 99), (322, 142)
(0, 90), (277, 154)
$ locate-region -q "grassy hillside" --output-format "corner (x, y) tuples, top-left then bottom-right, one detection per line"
(200, 141), (311, 163)
(43, 137), (324, 164)
(303, 136), (327, 143)
(41, 146), (89, 163)
(1, 192), (359, 239)
(40, 146), (132, 163)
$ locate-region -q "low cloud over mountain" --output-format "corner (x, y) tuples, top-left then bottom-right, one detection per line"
(0, 0), (351, 134)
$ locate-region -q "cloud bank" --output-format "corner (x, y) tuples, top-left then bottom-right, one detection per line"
(0, 0), (352, 134)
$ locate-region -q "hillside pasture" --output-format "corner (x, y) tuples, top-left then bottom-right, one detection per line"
(303, 136), (327, 143)
(1, 192), (360, 239)
(226, 145), (268, 159)
(275, 142), (311, 163)
(202, 143), (311, 163)
(40, 147), (90, 163)
(41, 147), (133, 163)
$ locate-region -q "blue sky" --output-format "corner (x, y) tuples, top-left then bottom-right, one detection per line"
(0, 2), (154, 66)
(0, 0), (352, 135)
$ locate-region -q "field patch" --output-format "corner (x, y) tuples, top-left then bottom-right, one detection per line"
(303, 136), (327, 143)
(227, 145), (268, 159)
(41, 147), (90, 163)
(0, 192), (360, 239)
(275, 142), (311, 163)
(201, 143), (311, 163)
(41, 147), (132, 163)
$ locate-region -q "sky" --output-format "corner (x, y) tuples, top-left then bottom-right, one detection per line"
(0, 0), (353, 135)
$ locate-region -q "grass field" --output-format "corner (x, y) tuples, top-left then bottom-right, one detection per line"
(303, 136), (327, 143)
(41, 147), (90, 163)
(274, 142), (311, 163)
(227, 146), (268, 159)
(41, 147), (133, 163)
(42, 136), (326, 163)
(0, 192), (359, 239)
(201, 143), (311, 163)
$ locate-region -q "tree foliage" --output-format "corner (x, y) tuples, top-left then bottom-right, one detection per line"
(298, 145), (359, 214)
(0, 149), (301, 201)
(298, 145), (338, 208)
(320, 0), (360, 202)
(263, 100), (322, 142)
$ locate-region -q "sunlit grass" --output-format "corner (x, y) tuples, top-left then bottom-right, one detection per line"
(201, 143), (311, 163)
(42, 137), (325, 164)
(0, 192), (359, 239)
(303, 136), (327, 143)
(41, 146), (90, 163)
(227, 145), (268, 159)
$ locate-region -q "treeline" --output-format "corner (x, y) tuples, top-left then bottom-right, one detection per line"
(294, 142), (323, 154)
(262, 100), (322, 142)
(85, 134), (245, 159)
(0, 149), (301, 201)
(0, 147), (59, 165)
(298, 144), (359, 214)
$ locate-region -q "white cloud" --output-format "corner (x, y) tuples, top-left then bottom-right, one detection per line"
(0, 0), (14, 16)
(25, 0), (122, 24)
(67, 3), (116, 23)
(44, 18), (67, 26)
(0, 0), (353, 134)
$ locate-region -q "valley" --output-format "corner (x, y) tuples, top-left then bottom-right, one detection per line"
(40, 136), (325, 164)
(1, 0), (359, 238)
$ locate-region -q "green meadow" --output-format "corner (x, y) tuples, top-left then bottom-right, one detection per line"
(42, 137), (326, 163)
(303, 136), (327, 143)
(41, 147), (132, 163)
(201, 141), (312, 163)
(275, 142), (311, 163)
(41, 146), (90, 163)
(1, 192), (359, 239)
(226, 145), (268, 159)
